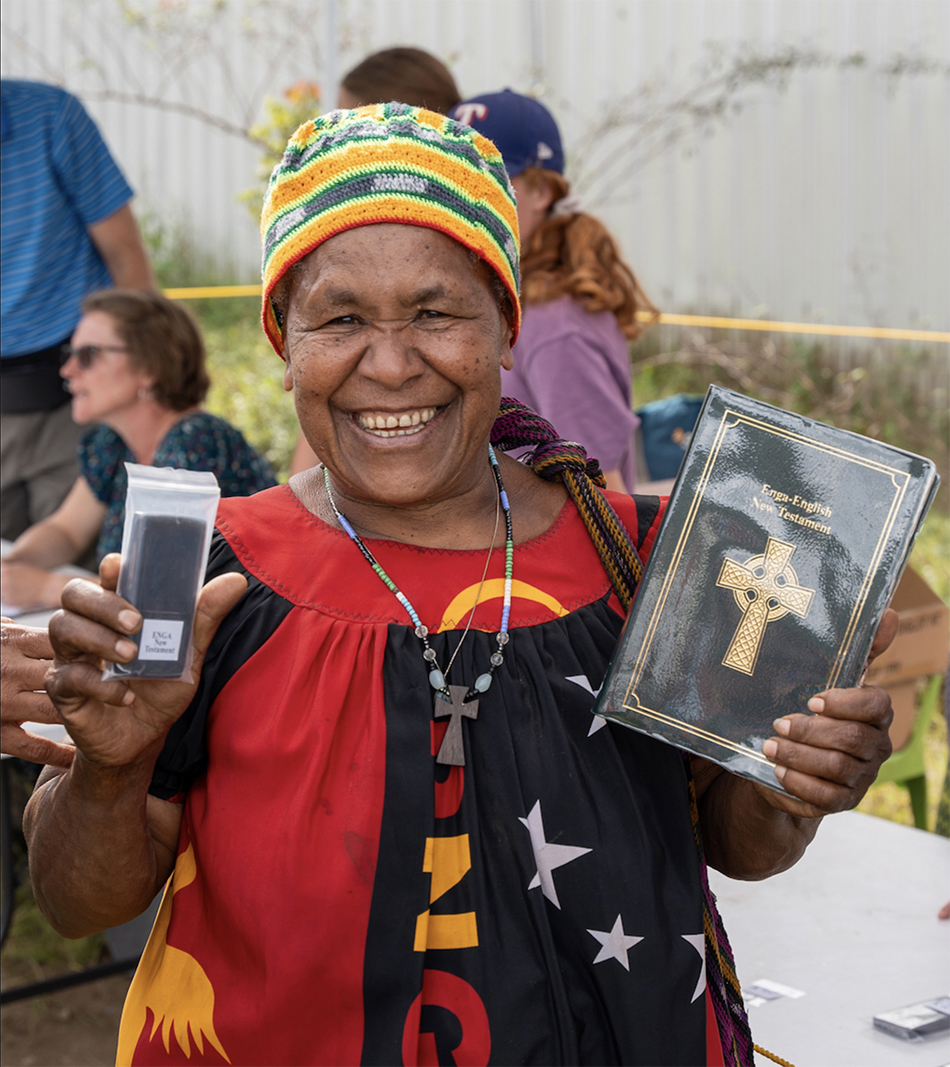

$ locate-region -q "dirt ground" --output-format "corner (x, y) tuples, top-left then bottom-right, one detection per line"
(1, 966), (129, 1067)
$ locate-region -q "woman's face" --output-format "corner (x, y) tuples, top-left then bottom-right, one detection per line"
(61, 311), (155, 426)
(281, 223), (514, 509)
(511, 173), (557, 247)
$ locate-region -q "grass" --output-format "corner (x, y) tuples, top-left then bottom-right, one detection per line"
(856, 707), (948, 830)
(199, 297), (299, 480)
(629, 324), (950, 505)
(191, 296), (949, 614)
(1, 767), (107, 987)
(192, 299), (949, 603)
(1, 885), (107, 987)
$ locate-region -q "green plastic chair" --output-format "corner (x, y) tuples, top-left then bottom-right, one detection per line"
(874, 674), (943, 830)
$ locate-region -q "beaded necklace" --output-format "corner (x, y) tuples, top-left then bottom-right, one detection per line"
(322, 444), (514, 766)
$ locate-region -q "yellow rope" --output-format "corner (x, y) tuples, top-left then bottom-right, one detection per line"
(159, 284), (948, 343)
(642, 310), (948, 343)
(163, 284), (262, 299)
(753, 1042), (796, 1067)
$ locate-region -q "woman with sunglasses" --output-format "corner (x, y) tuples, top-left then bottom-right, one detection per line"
(1, 289), (275, 610)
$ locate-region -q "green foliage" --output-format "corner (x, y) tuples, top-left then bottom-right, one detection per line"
(630, 326), (950, 513)
(858, 697), (948, 831)
(139, 220), (293, 469)
(198, 302), (299, 481)
(2, 885), (107, 980)
(138, 211), (236, 290)
(238, 81), (322, 218)
(0, 764), (105, 982)
(913, 509), (950, 607)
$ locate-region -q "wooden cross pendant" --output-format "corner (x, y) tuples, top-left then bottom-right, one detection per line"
(433, 684), (479, 766)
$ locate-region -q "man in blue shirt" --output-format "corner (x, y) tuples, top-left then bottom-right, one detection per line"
(1, 80), (154, 543)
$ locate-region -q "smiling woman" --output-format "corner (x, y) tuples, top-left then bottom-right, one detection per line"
(25, 105), (898, 1067)
(277, 225), (516, 526)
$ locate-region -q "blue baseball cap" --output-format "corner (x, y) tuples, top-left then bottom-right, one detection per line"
(452, 89), (564, 178)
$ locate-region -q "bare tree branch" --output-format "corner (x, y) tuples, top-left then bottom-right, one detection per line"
(570, 44), (949, 202)
(0, 0), (326, 153)
(81, 88), (267, 146)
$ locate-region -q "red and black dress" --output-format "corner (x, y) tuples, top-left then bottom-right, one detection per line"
(118, 483), (731, 1067)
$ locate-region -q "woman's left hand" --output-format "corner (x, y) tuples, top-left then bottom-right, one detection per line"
(759, 685), (893, 818)
(1, 559), (69, 611)
(1, 618), (75, 767)
(758, 607), (899, 818)
(698, 609), (900, 878)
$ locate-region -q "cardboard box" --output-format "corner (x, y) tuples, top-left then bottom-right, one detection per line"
(885, 679), (921, 753)
(865, 566), (949, 688)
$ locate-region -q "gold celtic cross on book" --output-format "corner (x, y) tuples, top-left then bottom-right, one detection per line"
(717, 537), (815, 676)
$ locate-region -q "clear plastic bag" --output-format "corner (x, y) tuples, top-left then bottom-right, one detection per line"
(103, 463), (220, 683)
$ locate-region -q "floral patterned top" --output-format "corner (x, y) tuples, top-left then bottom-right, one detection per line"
(79, 412), (277, 562)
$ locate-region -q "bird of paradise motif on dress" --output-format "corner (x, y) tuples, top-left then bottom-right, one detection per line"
(116, 844), (230, 1065)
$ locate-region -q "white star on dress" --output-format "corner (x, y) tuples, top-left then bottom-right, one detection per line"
(681, 933), (706, 1002)
(519, 799), (592, 910)
(566, 674), (607, 735)
(587, 914), (644, 971)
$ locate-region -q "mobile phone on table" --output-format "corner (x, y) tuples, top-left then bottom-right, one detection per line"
(873, 997), (950, 1041)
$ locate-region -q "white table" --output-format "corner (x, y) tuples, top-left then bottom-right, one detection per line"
(710, 811), (950, 1067)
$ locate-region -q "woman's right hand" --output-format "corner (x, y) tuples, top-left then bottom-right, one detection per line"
(46, 553), (247, 769)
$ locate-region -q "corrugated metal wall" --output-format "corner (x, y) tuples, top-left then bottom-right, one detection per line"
(2, 0), (947, 331)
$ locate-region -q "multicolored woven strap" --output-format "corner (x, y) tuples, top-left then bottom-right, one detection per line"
(683, 756), (756, 1067)
(493, 397), (755, 1065)
(260, 102), (521, 357)
(491, 398), (644, 611)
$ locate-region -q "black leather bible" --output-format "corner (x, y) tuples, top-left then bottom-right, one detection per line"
(597, 385), (939, 792)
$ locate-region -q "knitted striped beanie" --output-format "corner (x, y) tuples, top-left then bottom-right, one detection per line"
(260, 102), (521, 356)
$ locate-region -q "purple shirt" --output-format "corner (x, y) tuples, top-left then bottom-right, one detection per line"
(503, 296), (639, 490)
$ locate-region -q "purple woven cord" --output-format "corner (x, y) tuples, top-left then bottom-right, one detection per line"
(491, 398), (605, 483)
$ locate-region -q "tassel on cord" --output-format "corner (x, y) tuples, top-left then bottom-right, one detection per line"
(491, 398), (643, 611)
(754, 1047), (796, 1067)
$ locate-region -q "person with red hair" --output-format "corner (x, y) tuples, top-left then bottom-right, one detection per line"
(455, 90), (659, 492)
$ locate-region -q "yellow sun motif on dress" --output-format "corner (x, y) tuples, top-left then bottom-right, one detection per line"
(437, 579), (568, 632)
(116, 844), (230, 1066)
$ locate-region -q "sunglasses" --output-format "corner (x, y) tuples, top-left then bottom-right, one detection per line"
(60, 344), (129, 369)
